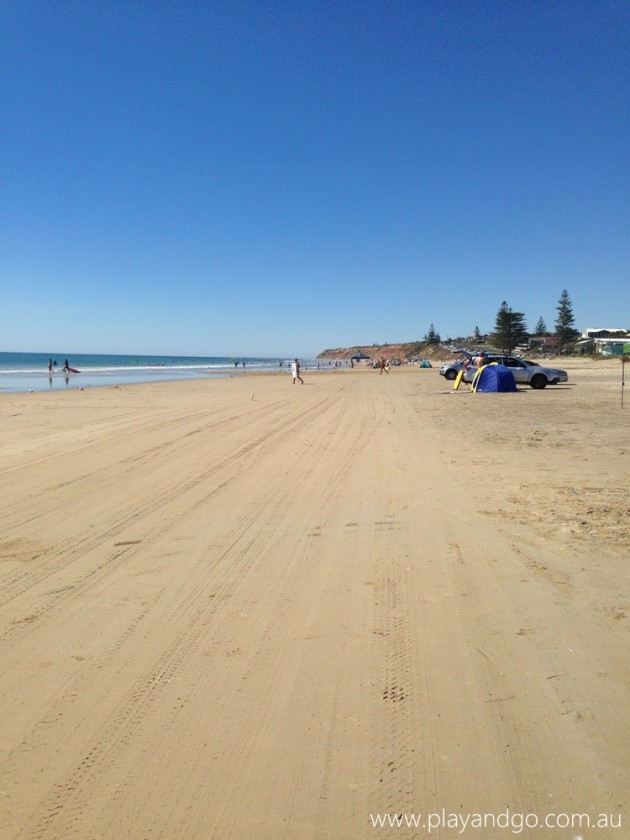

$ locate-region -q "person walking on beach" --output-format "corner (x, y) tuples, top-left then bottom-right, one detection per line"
(380, 358), (388, 375)
(48, 358), (53, 373)
(62, 359), (70, 373)
(292, 359), (304, 384)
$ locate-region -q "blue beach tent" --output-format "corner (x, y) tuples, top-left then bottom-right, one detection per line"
(472, 364), (517, 393)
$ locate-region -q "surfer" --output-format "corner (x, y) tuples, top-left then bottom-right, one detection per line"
(62, 359), (70, 373)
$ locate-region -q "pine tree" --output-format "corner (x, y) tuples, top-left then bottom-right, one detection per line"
(555, 290), (579, 353)
(426, 323), (440, 345)
(491, 301), (528, 354)
(474, 326), (482, 342)
(534, 316), (547, 336)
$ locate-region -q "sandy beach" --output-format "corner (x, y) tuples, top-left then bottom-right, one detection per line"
(0, 359), (628, 839)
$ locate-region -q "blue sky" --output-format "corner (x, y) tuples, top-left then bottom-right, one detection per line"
(1, 0), (628, 357)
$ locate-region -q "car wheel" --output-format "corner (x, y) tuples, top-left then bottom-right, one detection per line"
(444, 369), (458, 381)
(530, 374), (547, 389)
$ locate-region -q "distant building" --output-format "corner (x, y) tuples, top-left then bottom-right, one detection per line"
(575, 327), (630, 355)
(528, 336), (559, 351)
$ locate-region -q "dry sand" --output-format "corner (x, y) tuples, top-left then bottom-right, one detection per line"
(0, 359), (628, 839)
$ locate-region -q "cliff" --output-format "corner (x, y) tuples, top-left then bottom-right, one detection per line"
(317, 342), (448, 362)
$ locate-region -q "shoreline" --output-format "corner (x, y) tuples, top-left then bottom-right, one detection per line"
(0, 357), (332, 394)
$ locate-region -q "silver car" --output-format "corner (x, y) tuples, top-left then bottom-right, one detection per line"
(440, 355), (568, 389)
(439, 358), (473, 381)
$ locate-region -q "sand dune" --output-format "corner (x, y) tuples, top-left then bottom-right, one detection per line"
(0, 361), (627, 838)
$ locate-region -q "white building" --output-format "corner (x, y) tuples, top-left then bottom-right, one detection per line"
(576, 328), (630, 354)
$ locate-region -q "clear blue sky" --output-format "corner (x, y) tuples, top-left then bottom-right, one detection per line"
(2, 0), (628, 357)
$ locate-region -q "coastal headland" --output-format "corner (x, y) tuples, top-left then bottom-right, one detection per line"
(0, 358), (627, 838)
(318, 341), (444, 362)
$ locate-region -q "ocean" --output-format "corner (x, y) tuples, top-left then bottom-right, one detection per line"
(0, 352), (327, 394)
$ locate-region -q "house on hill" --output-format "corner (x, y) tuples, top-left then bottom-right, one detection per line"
(528, 336), (559, 351)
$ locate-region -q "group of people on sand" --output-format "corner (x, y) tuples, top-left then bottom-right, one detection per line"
(291, 355), (400, 383)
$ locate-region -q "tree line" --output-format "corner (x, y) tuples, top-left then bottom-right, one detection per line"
(425, 289), (580, 354)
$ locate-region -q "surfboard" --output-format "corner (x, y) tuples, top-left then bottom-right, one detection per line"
(453, 369), (465, 390)
(66, 367), (80, 374)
